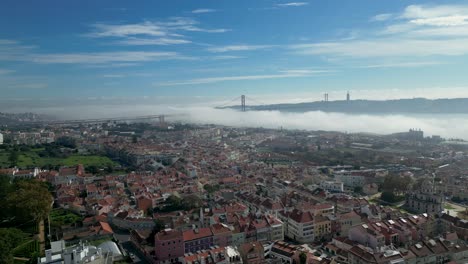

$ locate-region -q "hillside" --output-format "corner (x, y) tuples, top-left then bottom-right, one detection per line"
(224, 98), (468, 114)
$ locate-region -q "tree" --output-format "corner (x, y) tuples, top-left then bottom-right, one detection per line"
(382, 174), (412, 196)
(7, 181), (53, 222)
(105, 165), (114, 174)
(55, 136), (77, 148)
(86, 165), (99, 175)
(204, 184), (220, 194)
(0, 175), (13, 219)
(0, 228), (27, 264)
(8, 151), (18, 167)
(182, 194), (203, 210)
(147, 219), (166, 245)
(353, 186), (363, 194)
(299, 252), (307, 264)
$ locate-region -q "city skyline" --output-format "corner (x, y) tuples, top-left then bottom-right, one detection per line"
(2, 0), (468, 99)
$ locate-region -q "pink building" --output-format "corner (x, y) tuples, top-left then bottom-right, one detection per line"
(155, 229), (184, 263)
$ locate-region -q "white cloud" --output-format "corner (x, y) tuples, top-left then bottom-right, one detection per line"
(192, 9), (216, 14)
(89, 18), (228, 37)
(276, 2), (309, 7)
(0, 39), (18, 45)
(211, 55), (245, 60)
(102, 74), (125, 78)
(409, 15), (468, 26)
(291, 38), (468, 57)
(371, 13), (393, 21)
(357, 61), (443, 69)
(116, 37), (191, 45)
(401, 5), (468, 20)
(10, 83), (48, 89)
(207, 45), (273, 53)
(291, 4), (468, 59)
(0, 69), (14, 75)
(156, 71), (323, 86)
(87, 18), (228, 46)
(90, 22), (167, 37)
(30, 51), (188, 64)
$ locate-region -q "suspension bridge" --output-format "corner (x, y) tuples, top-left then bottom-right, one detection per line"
(25, 95), (266, 125)
(214, 94), (267, 111)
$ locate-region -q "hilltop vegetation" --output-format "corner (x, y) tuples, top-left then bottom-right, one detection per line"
(0, 176), (53, 263)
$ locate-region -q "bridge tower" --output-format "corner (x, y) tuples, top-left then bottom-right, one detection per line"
(241, 95), (246, 112)
(158, 115), (165, 125)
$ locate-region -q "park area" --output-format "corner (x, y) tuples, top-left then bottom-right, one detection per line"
(0, 147), (116, 169)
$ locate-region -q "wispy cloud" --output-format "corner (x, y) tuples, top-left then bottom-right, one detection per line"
(0, 38), (195, 65)
(116, 37), (191, 46)
(192, 9), (216, 14)
(89, 22), (167, 37)
(12, 83), (48, 89)
(357, 61), (443, 69)
(290, 4), (468, 58)
(0, 69), (14, 75)
(156, 70), (325, 86)
(0, 39), (18, 45)
(29, 51), (190, 64)
(371, 13), (393, 21)
(291, 38), (468, 57)
(88, 18), (228, 38)
(211, 55), (245, 60)
(87, 17), (228, 47)
(102, 74), (125, 78)
(207, 45), (273, 53)
(276, 2), (309, 7)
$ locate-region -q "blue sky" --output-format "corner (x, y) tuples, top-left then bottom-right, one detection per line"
(2, 0), (468, 101)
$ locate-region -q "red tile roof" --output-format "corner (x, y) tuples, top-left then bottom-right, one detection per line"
(183, 227), (213, 241)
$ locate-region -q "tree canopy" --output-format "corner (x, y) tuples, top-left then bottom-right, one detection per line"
(6, 180), (53, 222)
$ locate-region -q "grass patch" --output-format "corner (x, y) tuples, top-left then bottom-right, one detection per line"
(50, 209), (83, 227)
(0, 148), (116, 168)
(444, 204), (455, 210)
(62, 155), (115, 167)
(12, 240), (40, 258)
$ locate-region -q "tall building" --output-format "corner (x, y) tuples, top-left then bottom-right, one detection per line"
(406, 179), (444, 214)
(0, 133), (3, 145)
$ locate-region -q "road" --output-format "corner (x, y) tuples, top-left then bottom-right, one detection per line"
(114, 229), (149, 264)
(121, 241), (148, 264)
(444, 201), (468, 218)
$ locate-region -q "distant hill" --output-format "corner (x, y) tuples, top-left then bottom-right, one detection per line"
(223, 98), (468, 114)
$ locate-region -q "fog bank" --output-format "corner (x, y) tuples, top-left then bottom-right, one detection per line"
(1, 100), (466, 139)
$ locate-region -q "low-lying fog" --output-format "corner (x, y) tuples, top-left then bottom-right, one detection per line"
(1, 98), (467, 139)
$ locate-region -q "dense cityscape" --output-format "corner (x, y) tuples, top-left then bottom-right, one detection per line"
(1, 116), (468, 264)
(3, 0), (468, 263)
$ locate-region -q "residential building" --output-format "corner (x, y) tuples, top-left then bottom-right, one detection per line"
(155, 229), (184, 263)
(183, 227), (214, 254)
(279, 209), (315, 243)
(348, 224), (386, 249)
(406, 179), (444, 214)
(319, 181), (344, 193)
(239, 242), (264, 264)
